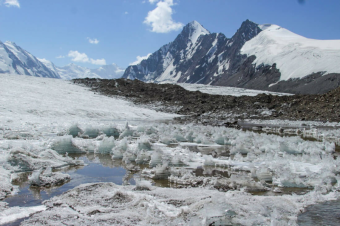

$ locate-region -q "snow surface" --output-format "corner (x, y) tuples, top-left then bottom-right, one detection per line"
(0, 74), (177, 224)
(20, 182), (340, 226)
(0, 73), (176, 130)
(241, 24), (340, 81)
(0, 204), (46, 225)
(177, 83), (292, 96)
(37, 58), (60, 76)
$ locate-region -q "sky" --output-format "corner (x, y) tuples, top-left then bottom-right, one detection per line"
(0, 0), (340, 69)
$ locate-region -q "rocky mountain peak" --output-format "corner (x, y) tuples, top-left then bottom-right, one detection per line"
(180, 20), (210, 45)
(122, 20), (261, 83)
(231, 19), (261, 44)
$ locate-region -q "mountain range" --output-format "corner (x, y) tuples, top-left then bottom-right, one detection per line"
(1, 19), (340, 94)
(0, 40), (124, 80)
(38, 58), (125, 80)
(123, 20), (340, 94)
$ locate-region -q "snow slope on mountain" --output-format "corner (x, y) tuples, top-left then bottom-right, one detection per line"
(186, 20), (210, 46)
(0, 41), (60, 78)
(0, 41), (124, 80)
(37, 58), (60, 76)
(241, 24), (340, 81)
(0, 42), (15, 74)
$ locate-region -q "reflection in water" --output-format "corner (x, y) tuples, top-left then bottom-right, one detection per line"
(4, 153), (135, 208)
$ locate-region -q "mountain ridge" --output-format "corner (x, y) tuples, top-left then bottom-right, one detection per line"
(122, 20), (262, 84)
(122, 19), (340, 94)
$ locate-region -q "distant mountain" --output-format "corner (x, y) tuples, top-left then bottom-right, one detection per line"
(122, 20), (340, 94)
(0, 41), (60, 78)
(38, 60), (125, 80)
(0, 40), (125, 80)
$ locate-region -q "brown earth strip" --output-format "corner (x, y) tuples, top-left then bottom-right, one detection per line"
(73, 78), (340, 125)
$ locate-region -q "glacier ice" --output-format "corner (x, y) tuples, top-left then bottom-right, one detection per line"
(97, 137), (115, 154)
(29, 168), (71, 187)
(2, 120), (340, 225)
(51, 135), (85, 154)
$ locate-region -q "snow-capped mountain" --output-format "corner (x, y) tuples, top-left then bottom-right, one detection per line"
(123, 20), (340, 94)
(0, 41), (60, 78)
(90, 64), (125, 79)
(0, 40), (125, 80)
(38, 60), (125, 80)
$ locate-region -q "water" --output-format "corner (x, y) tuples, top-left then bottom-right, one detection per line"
(298, 199), (340, 226)
(4, 153), (136, 208)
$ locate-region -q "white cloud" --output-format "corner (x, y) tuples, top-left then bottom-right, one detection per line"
(144, 0), (183, 33)
(3, 0), (20, 7)
(87, 37), (99, 44)
(68, 50), (89, 63)
(68, 50), (106, 65)
(130, 53), (152, 65)
(124, 11), (128, 14)
(56, 55), (65, 59)
(148, 0), (159, 3)
(90, 58), (106, 65)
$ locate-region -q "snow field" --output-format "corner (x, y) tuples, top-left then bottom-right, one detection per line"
(0, 74), (177, 134)
(241, 24), (340, 81)
(1, 74), (340, 225)
(1, 121), (333, 225)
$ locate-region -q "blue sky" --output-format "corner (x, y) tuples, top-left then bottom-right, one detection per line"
(1, 0), (339, 69)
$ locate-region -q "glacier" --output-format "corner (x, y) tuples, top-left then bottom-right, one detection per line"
(2, 74), (340, 225)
